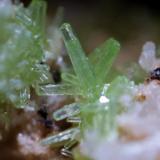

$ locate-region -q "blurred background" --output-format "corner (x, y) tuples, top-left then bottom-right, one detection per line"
(22, 0), (160, 64)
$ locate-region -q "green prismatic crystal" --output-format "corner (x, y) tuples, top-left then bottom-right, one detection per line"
(60, 23), (97, 98)
(40, 128), (79, 146)
(89, 39), (120, 85)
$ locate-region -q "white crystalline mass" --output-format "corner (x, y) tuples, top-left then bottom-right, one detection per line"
(17, 133), (48, 155)
(121, 80), (160, 114)
(139, 41), (160, 72)
(81, 133), (160, 160)
(139, 42), (156, 72)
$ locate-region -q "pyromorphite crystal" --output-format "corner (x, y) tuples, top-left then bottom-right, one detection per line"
(90, 39), (120, 85)
(40, 22), (123, 158)
(60, 23), (97, 96)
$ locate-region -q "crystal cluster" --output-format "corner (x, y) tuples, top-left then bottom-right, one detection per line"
(80, 42), (160, 160)
(0, 0), (50, 107)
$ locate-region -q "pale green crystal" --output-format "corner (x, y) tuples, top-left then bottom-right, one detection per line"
(40, 128), (79, 146)
(60, 23), (97, 97)
(67, 116), (81, 123)
(53, 103), (80, 121)
(37, 84), (81, 96)
(89, 38), (120, 85)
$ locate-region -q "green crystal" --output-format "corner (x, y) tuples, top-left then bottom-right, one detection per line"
(37, 84), (81, 96)
(53, 103), (80, 121)
(40, 128), (79, 146)
(60, 23), (97, 96)
(89, 38), (120, 85)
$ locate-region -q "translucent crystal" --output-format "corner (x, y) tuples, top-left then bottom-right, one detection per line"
(80, 103), (110, 136)
(89, 39), (120, 85)
(61, 148), (73, 158)
(62, 73), (79, 86)
(40, 128), (79, 146)
(53, 103), (80, 121)
(60, 139), (78, 158)
(37, 84), (81, 96)
(67, 116), (81, 123)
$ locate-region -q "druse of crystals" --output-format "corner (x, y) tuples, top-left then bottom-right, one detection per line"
(0, 0), (50, 107)
(41, 23), (120, 156)
(60, 23), (120, 100)
(79, 42), (160, 160)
